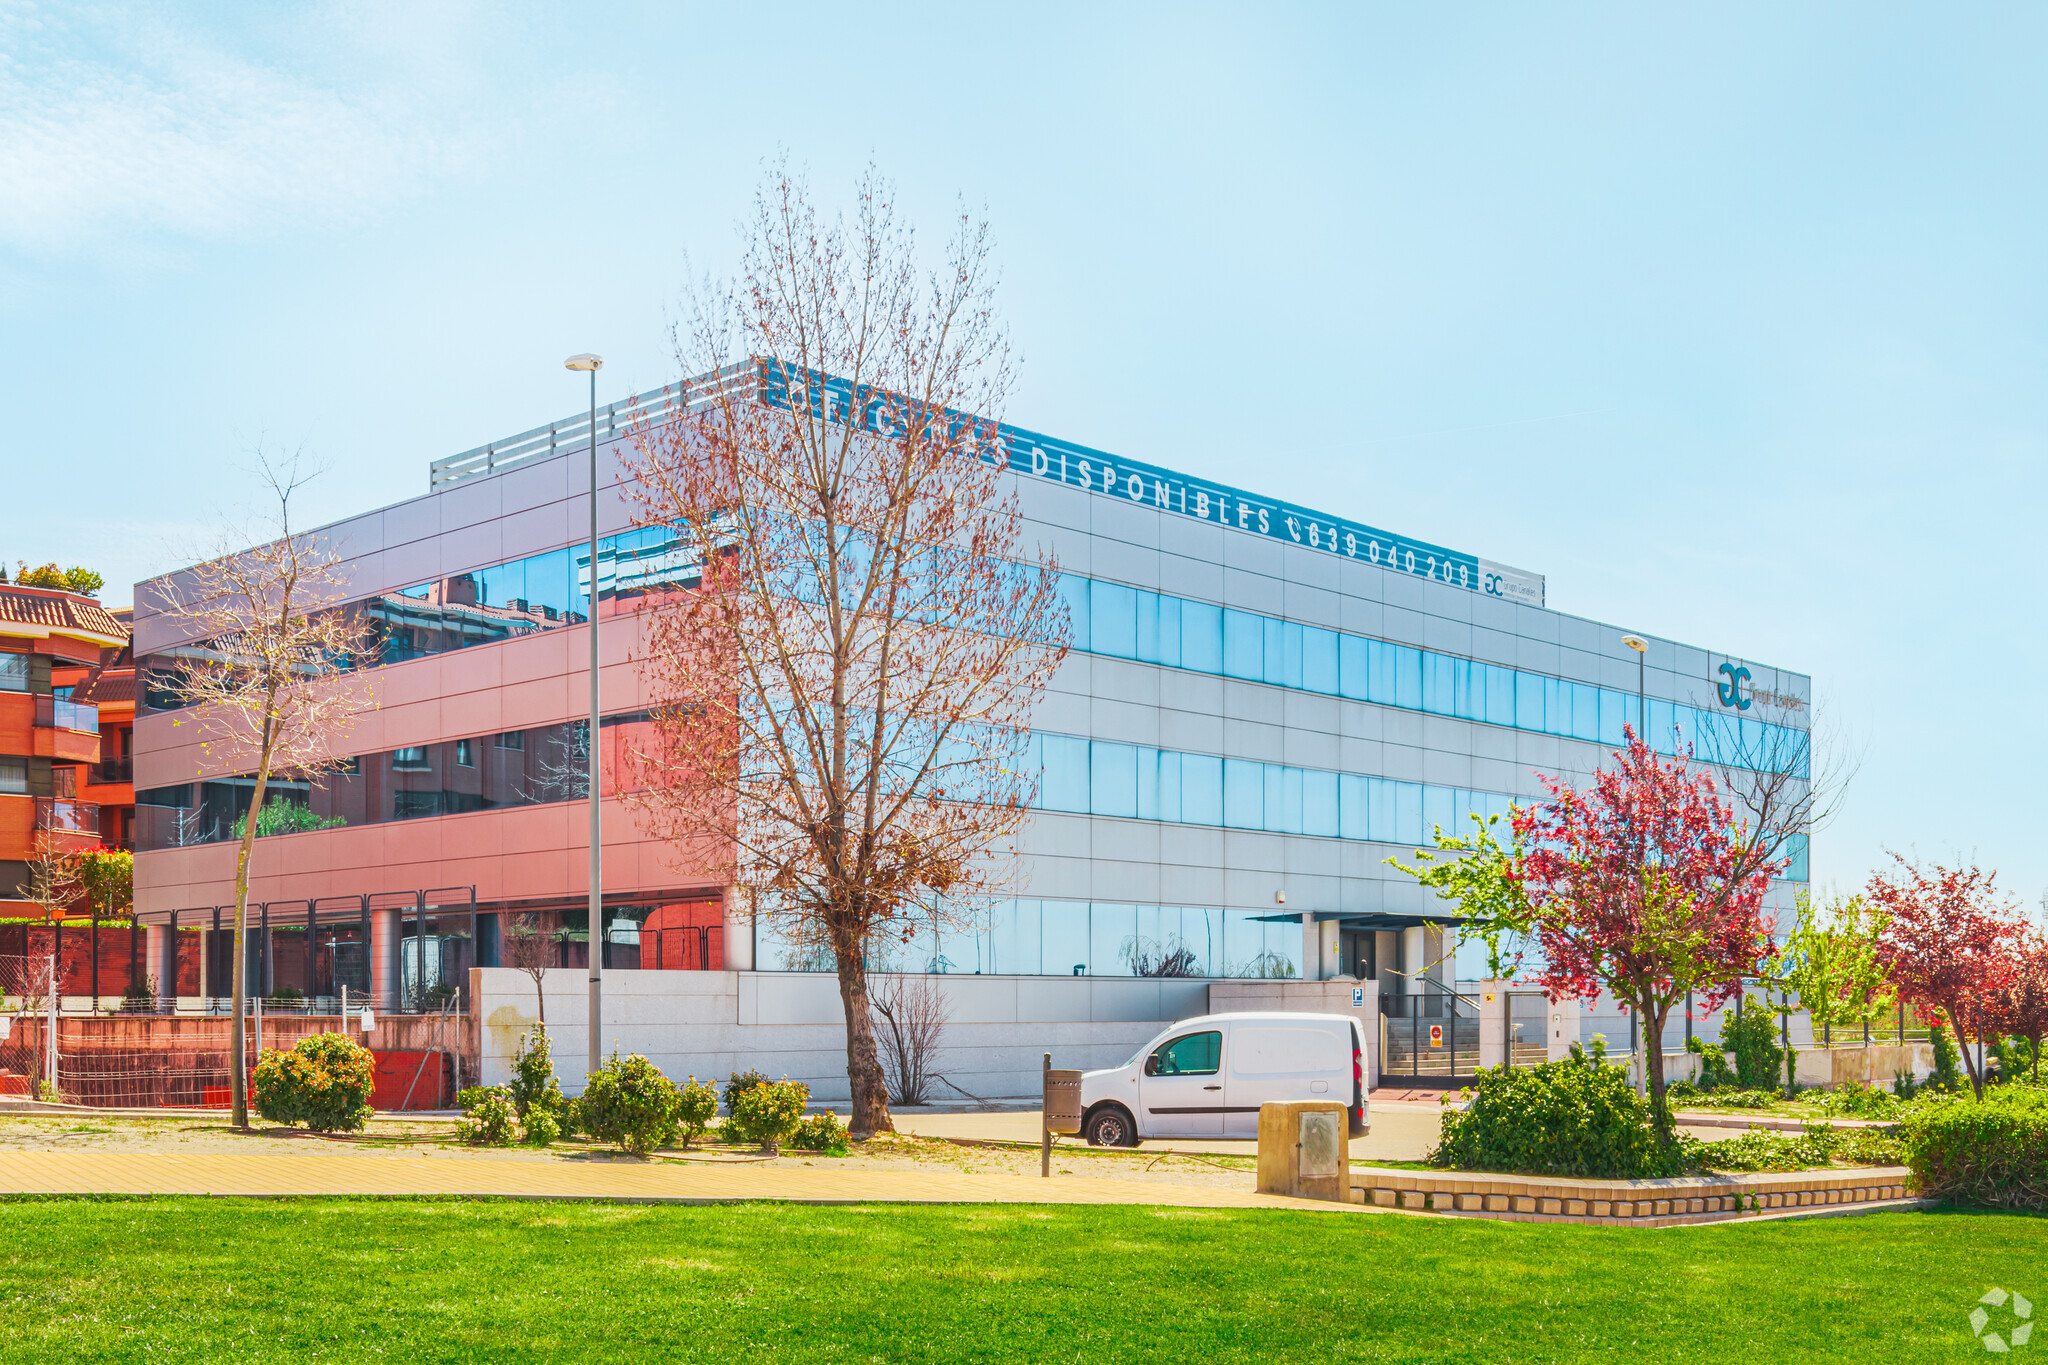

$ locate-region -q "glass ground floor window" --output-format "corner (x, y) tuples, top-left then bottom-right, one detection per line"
(756, 899), (1302, 979)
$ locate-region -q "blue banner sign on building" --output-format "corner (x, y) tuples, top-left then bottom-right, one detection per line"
(757, 363), (1546, 607)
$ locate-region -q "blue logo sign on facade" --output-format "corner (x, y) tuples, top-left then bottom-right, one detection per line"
(755, 365), (1546, 607)
(1716, 662), (1753, 710)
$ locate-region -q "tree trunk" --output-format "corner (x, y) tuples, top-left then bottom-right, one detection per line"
(1640, 997), (1676, 1144)
(832, 930), (894, 1139)
(229, 745), (275, 1131)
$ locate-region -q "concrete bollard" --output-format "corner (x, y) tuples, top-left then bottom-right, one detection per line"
(1256, 1099), (1350, 1201)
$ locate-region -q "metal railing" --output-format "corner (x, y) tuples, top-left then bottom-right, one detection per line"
(34, 694), (99, 733)
(34, 797), (98, 835)
(428, 363), (757, 490)
(95, 757), (132, 784)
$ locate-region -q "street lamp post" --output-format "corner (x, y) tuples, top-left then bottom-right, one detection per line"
(1621, 635), (1648, 743)
(565, 352), (604, 1081)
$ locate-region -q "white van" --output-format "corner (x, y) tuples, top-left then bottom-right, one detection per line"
(1075, 1011), (1368, 1147)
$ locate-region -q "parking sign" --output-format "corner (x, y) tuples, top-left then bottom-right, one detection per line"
(1351, 986), (1365, 1007)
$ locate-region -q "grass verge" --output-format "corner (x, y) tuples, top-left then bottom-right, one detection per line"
(0, 1197), (2040, 1362)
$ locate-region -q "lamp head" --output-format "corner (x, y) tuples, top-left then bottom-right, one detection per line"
(564, 353), (603, 372)
(1621, 635), (1648, 654)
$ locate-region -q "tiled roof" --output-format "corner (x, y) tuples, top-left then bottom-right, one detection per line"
(0, 587), (129, 645)
(73, 670), (135, 705)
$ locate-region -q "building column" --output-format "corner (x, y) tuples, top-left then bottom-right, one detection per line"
(1399, 926), (1427, 994)
(371, 908), (402, 1012)
(721, 891), (753, 971)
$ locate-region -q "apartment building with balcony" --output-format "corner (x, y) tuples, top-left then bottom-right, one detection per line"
(62, 608), (136, 851)
(0, 585), (123, 907)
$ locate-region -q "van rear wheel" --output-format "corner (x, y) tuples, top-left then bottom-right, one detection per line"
(1084, 1105), (1137, 1148)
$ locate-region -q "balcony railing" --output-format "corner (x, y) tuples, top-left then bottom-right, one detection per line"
(35, 695), (99, 733)
(95, 757), (133, 784)
(35, 797), (99, 835)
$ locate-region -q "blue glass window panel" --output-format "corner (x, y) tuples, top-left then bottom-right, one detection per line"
(1091, 581), (1137, 660)
(1057, 574), (1091, 651)
(1338, 774), (1368, 840)
(1485, 664), (1516, 727)
(1039, 734), (1090, 812)
(991, 899), (1041, 976)
(1182, 907), (1224, 975)
(933, 912), (988, 975)
(1541, 678), (1567, 739)
(524, 548), (573, 617)
(1396, 781), (1423, 845)
(1042, 901), (1092, 976)
(1515, 671), (1544, 732)
(1301, 626), (1339, 695)
(1782, 833), (1810, 882)
(1648, 699), (1676, 753)
(1271, 766), (1297, 834)
(1366, 777), (1397, 843)
(1599, 687), (1629, 745)
(1181, 754), (1222, 826)
(1338, 634), (1369, 701)
(1134, 590), (1161, 664)
(1449, 658), (1479, 720)
(1366, 642), (1398, 706)
(1155, 594), (1182, 669)
(1302, 769), (1339, 838)
(473, 557), (524, 610)
(1392, 645), (1423, 710)
(1223, 759), (1264, 830)
(1223, 610), (1264, 681)
(1091, 903), (1136, 977)
(1181, 600), (1221, 673)
(1423, 784), (1453, 840)
(1155, 750), (1183, 823)
(1570, 682), (1599, 741)
(1423, 653), (1454, 716)
(1269, 619), (1296, 689)
(1134, 745), (1162, 821)
(1089, 741), (1138, 818)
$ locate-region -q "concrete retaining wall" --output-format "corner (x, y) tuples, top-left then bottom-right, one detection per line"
(472, 967), (1216, 1099)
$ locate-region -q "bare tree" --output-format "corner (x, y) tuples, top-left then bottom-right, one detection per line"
(501, 912), (561, 1028)
(626, 164), (1069, 1138)
(1690, 692), (1860, 892)
(22, 834), (78, 923)
(870, 971), (948, 1106)
(159, 452), (375, 1128)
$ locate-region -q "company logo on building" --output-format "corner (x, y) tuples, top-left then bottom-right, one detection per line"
(1716, 662), (1752, 710)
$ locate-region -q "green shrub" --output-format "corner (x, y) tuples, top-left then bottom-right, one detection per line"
(1687, 1122), (1903, 1173)
(721, 1068), (772, 1140)
(454, 1086), (518, 1147)
(509, 1027), (566, 1124)
(252, 1032), (375, 1132)
(1431, 1042), (1678, 1179)
(557, 1096), (583, 1139)
(1720, 999), (1785, 1093)
(1929, 1024), (1963, 1093)
(1902, 1089), (2048, 1210)
(265, 985), (306, 1006)
(522, 1107), (561, 1147)
(730, 1078), (810, 1154)
(1686, 1035), (1737, 1089)
(677, 1077), (718, 1148)
(1813, 1082), (1904, 1119)
(579, 1053), (682, 1156)
(792, 1110), (847, 1154)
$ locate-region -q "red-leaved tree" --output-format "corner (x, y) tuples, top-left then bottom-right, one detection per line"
(1997, 934), (2048, 1085)
(1511, 733), (1780, 1139)
(1866, 856), (2023, 1100)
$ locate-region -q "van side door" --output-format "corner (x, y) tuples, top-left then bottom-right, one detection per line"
(1223, 1023), (1349, 1138)
(1136, 1029), (1225, 1138)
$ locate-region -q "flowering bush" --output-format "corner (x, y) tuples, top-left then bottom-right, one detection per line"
(454, 1086), (518, 1147)
(730, 1078), (809, 1154)
(792, 1110), (848, 1154)
(509, 1026), (566, 1145)
(252, 1032), (375, 1132)
(677, 1077), (718, 1148)
(579, 1053), (682, 1156)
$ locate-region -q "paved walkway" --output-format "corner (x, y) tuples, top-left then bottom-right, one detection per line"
(893, 1098), (1445, 1162)
(0, 1149), (1368, 1212)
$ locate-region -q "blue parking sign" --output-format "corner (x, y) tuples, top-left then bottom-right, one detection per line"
(1351, 986), (1365, 1007)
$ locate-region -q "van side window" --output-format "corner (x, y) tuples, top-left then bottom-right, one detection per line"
(1146, 1031), (1222, 1076)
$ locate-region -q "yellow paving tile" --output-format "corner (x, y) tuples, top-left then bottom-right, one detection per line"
(0, 1150), (1367, 1212)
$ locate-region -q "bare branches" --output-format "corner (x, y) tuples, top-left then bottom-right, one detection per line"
(1691, 692), (1859, 887)
(626, 164), (1066, 1137)
(870, 971), (948, 1106)
(501, 912), (563, 1028)
(22, 835), (79, 922)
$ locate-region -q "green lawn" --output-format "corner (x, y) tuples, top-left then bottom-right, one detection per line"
(1, 1197), (2040, 1362)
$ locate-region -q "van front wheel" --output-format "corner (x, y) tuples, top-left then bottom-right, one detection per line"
(1083, 1105), (1138, 1148)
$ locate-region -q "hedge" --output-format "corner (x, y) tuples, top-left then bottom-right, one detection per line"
(1901, 1089), (2048, 1210)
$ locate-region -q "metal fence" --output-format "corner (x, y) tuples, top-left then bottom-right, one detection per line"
(0, 954), (56, 1097)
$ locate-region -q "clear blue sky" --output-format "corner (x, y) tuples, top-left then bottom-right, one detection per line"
(4, 3), (2042, 909)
